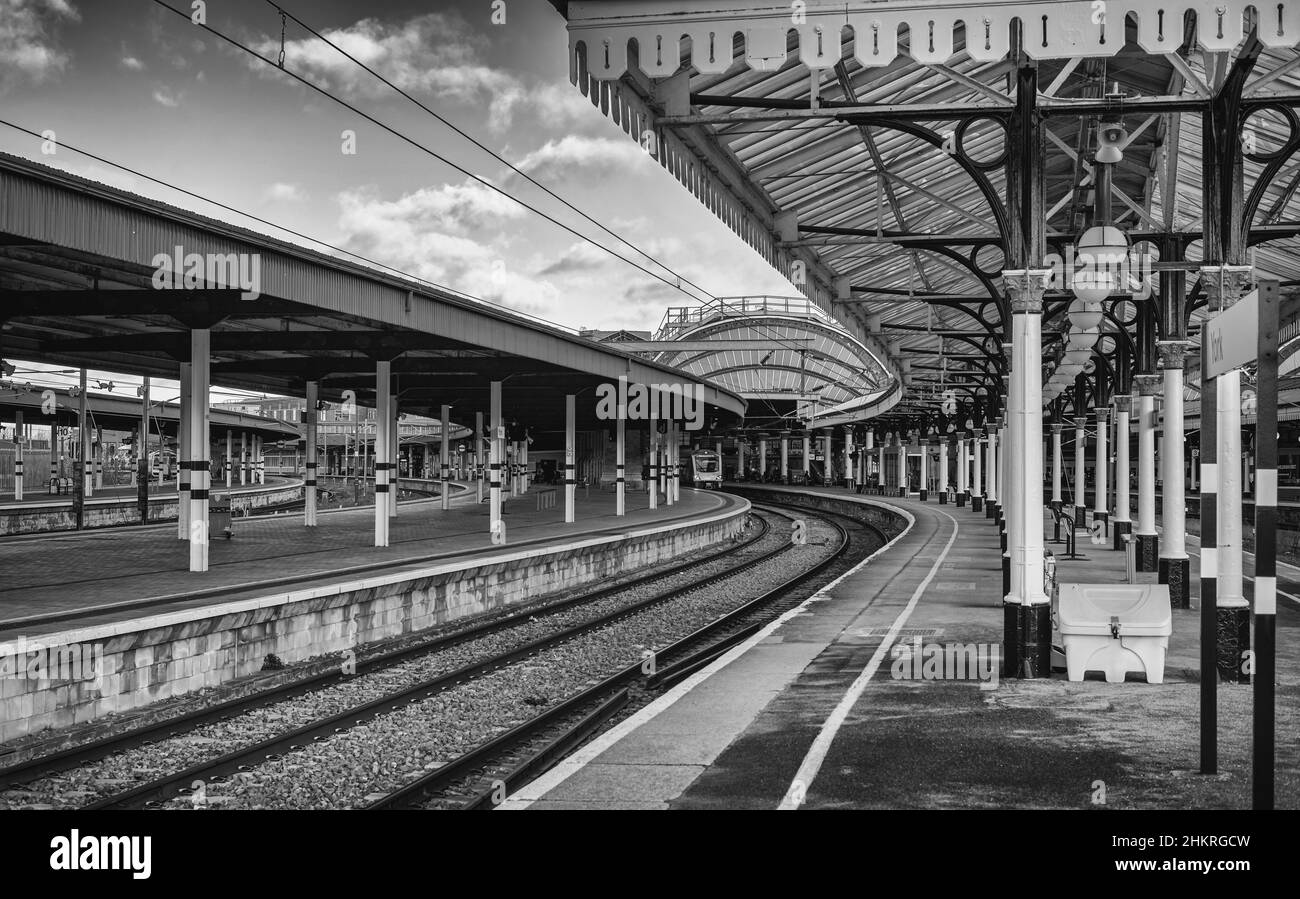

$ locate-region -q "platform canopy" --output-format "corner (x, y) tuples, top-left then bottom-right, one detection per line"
(547, 0), (1300, 432)
(0, 153), (746, 431)
(0, 386), (298, 443)
(643, 295), (898, 431)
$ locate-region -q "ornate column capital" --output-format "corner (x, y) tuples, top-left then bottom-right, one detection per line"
(1114, 395), (1133, 413)
(972, 428), (984, 438)
(1001, 269), (1052, 313)
(1133, 373), (1163, 396)
(1050, 422), (1064, 434)
(1199, 265), (1253, 312)
(1095, 408), (1109, 423)
(1073, 416), (1087, 429)
(1156, 339), (1193, 370)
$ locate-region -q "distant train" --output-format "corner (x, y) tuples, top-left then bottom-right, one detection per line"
(690, 450), (722, 489)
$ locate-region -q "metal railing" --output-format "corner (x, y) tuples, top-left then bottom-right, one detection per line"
(655, 296), (837, 340)
(1050, 505), (1083, 559)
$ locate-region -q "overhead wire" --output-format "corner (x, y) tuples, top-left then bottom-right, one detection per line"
(220, 2), (828, 368)
(148, 0), (714, 305)
(265, 0), (720, 305)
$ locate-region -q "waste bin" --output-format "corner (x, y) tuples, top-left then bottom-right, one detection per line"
(210, 494), (233, 539)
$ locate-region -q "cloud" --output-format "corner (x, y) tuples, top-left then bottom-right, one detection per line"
(152, 86), (180, 107)
(264, 182), (307, 203)
(335, 181), (563, 315)
(536, 242), (608, 276)
(248, 12), (534, 133)
(121, 56), (144, 71)
(515, 136), (650, 183)
(0, 0), (81, 92)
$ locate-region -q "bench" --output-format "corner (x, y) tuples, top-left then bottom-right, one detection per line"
(536, 488), (557, 511)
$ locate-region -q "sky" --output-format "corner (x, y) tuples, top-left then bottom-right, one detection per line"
(0, 0), (795, 401)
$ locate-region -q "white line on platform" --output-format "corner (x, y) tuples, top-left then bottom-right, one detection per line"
(497, 495), (918, 810)
(777, 505), (960, 811)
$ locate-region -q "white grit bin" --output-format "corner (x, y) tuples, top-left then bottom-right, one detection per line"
(1057, 584), (1173, 684)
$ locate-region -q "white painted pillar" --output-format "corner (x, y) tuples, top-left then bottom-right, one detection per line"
(225, 430), (232, 488)
(1159, 342), (1190, 594)
(877, 441), (885, 489)
(1073, 416), (1087, 521)
(864, 431), (874, 484)
(94, 428), (103, 490)
(896, 437), (906, 495)
(668, 420), (679, 504)
(823, 430), (833, 485)
(1007, 274), (1048, 607)
(615, 415), (626, 516)
(987, 428), (998, 506)
(258, 435), (265, 484)
(389, 397), (398, 519)
(1136, 390), (1157, 541)
(517, 433), (527, 491)
(973, 430), (983, 500)
(1114, 398), (1132, 534)
(844, 429), (854, 486)
(240, 431), (248, 486)
(13, 411), (23, 501)
(956, 433), (967, 497)
(1217, 370), (1245, 608)
(441, 404), (452, 511)
(758, 438), (767, 478)
(939, 439), (949, 495)
(489, 381), (503, 534)
(188, 329), (211, 572)
(1093, 408), (1109, 522)
(305, 381), (318, 526)
(565, 395), (576, 521)
(475, 411), (484, 505)
(1050, 423), (1063, 506)
(374, 361), (391, 547)
(648, 429), (660, 509)
(178, 362), (191, 540)
(779, 435), (788, 482)
(918, 438), (929, 499)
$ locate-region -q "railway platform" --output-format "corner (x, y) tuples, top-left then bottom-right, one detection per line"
(505, 485), (1299, 810)
(0, 487), (748, 747)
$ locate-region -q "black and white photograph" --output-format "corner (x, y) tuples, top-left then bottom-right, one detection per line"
(0, 0), (1294, 880)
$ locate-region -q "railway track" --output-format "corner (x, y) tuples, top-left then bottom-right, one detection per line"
(0, 507), (770, 798)
(0, 501), (883, 811)
(0, 506), (791, 808)
(373, 503), (880, 810)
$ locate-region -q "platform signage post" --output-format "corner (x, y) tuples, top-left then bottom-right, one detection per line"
(1251, 280), (1280, 809)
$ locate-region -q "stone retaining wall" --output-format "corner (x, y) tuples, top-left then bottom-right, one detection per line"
(0, 499), (747, 745)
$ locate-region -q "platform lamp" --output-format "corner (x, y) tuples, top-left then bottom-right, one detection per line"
(1074, 107), (1129, 306)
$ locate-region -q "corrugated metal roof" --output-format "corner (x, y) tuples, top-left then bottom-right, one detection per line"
(554, 0), (1300, 423)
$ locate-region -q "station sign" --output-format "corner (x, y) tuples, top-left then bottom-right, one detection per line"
(1204, 288), (1258, 380)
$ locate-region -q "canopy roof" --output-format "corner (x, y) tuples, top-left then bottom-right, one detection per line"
(550, 0), (1300, 429)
